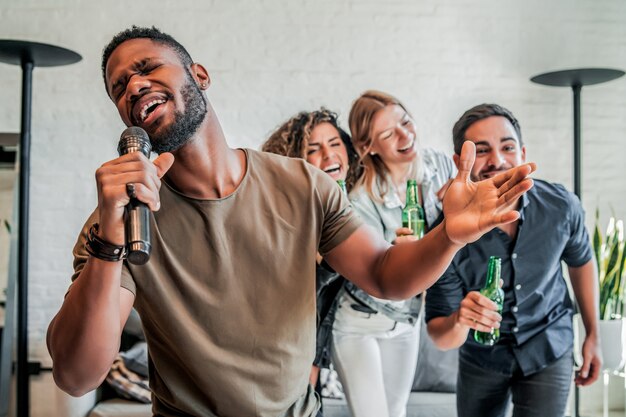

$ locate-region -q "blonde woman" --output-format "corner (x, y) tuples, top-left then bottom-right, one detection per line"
(331, 91), (456, 417)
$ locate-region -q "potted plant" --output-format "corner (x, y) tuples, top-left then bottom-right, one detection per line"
(589, 209), (626, 371)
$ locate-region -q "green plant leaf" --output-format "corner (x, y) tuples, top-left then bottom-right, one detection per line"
(605, 231), (621, 281)
(593, 211), (602, 275)
(593, 209), (626, 320)
(617, 240), (626, 291)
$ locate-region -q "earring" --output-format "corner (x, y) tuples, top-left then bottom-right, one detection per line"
(369, 152), (376, 156)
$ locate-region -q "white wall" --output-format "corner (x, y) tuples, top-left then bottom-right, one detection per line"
(0, 0), (625, 415)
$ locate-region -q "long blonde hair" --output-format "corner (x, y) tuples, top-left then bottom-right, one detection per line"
(348, 90), (423, 201)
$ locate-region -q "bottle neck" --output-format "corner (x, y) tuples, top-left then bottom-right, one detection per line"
(405, 181), (419, 206)
(484, 257), (501, 290)
(337, 179), (348, 195)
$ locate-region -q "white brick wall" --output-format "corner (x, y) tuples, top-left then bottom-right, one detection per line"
(0, 0), (625, 415)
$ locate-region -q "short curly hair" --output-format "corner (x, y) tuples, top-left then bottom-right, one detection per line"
(262, 108), (361, 191)
(101, 26), (193, 88)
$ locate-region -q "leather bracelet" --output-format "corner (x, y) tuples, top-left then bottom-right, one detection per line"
(85, 223), (126, 262)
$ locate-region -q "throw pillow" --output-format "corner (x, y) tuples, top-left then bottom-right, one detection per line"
(412, 315), (458, 392)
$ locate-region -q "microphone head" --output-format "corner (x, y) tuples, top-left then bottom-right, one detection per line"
(118, 126), (152, 157)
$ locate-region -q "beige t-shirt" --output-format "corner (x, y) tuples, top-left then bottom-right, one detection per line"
(72, 149), (362, 417)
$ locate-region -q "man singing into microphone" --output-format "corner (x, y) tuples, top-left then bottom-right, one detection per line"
(47, 26), (535, 417)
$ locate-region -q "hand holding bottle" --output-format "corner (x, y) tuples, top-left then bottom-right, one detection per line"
(473, 256), (504, 345)
(394, 227), (420, 244)
(455, 291), (501, 333)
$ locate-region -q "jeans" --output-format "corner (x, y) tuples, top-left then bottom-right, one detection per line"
(457, 350), (573, 417)
(331, 294), (419, 417)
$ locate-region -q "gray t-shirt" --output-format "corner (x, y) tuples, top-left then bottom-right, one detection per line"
(72, 149), (362, 417)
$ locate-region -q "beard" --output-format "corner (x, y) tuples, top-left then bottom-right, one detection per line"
(476, 166), (511, 181)
(150, 74), (208, 154)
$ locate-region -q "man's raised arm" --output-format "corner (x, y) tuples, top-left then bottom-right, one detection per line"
(324, 141), (535, 299)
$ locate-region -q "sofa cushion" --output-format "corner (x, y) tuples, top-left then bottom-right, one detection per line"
(323, 392), (456, 417)
(120, 342), (149, 377)
(88, 399), (152, 417)
(412, 315), (458, 392)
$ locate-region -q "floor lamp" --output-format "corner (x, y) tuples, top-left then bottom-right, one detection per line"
(530, 68), (625, 417)
(0, 40), (81, 417)
(530, 68), (624, 199)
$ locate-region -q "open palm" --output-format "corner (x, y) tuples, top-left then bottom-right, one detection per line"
(443, 142), (536, 245)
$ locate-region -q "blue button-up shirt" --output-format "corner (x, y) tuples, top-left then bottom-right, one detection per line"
(425, 180), (592, 376)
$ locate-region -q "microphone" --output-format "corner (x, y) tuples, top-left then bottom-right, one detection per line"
(117, 127), (152, 265)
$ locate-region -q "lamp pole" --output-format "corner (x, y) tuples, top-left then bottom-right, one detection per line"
(531, 67), (625, 417)
(0, 40), (81, 417)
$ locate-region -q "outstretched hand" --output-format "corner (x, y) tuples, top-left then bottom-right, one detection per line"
(443, 142), (536, 245)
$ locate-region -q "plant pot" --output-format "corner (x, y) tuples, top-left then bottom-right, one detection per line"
(574, 315), (626, 371)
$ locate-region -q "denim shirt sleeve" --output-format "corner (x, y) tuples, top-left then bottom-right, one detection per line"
(424, 259), (466, 323)
(560, 188), (593, 267)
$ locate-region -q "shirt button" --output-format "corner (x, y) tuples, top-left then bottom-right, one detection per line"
(513, 327), (519, 333)
(512, 253), (518, 259)
(512, 306), (519, 313)
(515, 284), (522, 290)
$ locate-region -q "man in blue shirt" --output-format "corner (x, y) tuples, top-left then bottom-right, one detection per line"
(425, 103), (601, 417)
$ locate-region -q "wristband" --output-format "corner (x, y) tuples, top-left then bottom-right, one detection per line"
(85, 223), (126, 262)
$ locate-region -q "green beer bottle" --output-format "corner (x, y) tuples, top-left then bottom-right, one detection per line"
(474, 256), (504, 346)
(401, 179), (425, 238)
(337, 179), (348, 195)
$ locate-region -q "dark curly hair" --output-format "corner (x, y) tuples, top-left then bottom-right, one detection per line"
(452, 103), (523, 155)
(262, 108), (361, 191)
(101, 26), (193, 89)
